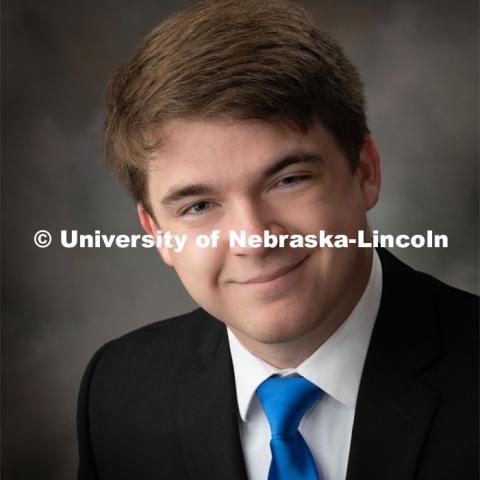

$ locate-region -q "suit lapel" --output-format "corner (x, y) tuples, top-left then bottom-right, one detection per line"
(177, 315), (248, 480)
(346, 249), (442, 480)
(345, 351), (440, 480)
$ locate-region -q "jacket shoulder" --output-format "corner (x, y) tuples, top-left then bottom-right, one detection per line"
(378, 248), (478, 346)
(77, 309), (221, 478)
(113, 307), (222, 349)
(87, 308), (224, 387)
(415, 270), (478, 310)
(414, 269), (478, 346)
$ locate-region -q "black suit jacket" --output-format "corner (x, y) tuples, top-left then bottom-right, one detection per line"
(77, 249), (478, 479)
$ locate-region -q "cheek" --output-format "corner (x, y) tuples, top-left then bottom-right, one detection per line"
(321, 180), (366, 232)
(170, 241), (225, 290)
(281, 186), (364, 235)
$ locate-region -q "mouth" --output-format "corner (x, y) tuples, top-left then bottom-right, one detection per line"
(237, 255), (309, 285)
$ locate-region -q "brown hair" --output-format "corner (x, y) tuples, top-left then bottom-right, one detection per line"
(104, 0), (369, 216)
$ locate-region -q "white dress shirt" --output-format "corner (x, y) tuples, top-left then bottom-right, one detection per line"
(227, 250), (383, 480)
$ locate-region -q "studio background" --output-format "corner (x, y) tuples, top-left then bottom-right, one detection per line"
(2, 0), (478, 478)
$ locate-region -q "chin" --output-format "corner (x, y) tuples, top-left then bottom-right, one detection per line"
(237, 308), (321, 345)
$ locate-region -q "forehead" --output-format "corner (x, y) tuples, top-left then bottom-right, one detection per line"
(148, 118), (339, 178)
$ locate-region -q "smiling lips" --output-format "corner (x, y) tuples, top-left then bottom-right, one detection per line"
(237, 256), (308, 285)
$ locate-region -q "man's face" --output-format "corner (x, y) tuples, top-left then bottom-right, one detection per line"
(139, 118), (380, 354)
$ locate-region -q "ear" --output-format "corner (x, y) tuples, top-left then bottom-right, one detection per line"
(136, 203), (173, 267)
(355, 135), (381, 210)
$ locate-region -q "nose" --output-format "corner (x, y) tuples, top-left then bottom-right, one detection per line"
(226, 201), (286, 256)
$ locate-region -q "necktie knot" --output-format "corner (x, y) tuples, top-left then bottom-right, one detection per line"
(256, 376), (322, 438)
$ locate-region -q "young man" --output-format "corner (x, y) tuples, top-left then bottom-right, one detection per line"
(77, 1), (478, 479)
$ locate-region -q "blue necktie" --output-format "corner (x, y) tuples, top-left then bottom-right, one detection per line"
(256, 376), (322, 480)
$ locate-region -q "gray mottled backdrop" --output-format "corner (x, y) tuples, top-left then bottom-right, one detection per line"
(2, 0), (478, 478)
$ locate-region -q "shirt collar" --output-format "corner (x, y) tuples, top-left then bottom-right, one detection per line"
(227, 249), (383, 421)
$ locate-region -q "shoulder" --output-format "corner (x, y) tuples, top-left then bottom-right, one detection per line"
(106, 307), (222, 352)
(378, 247), (478, 346)
(378, 247), (478, 307)
(83, 308), (224, 391)
(414, 269), (478, 312)
(413, 269), (478, 349)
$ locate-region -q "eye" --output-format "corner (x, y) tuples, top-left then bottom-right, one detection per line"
(275, 174), (311, 188)
(180, 200), (212, 216)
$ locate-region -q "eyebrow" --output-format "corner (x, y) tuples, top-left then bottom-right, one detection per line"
(159, 151), (324, 206)
(263, 152), (323, 177)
